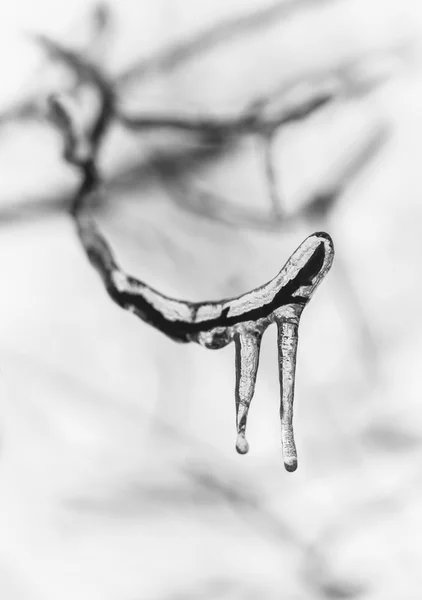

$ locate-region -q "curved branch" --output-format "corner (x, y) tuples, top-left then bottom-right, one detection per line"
(48, 44), (334, 469)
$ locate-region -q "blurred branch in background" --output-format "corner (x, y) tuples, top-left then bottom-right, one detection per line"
(0, 0), (412, 228)
(0, 0), (401, 392)
(0, 0), (342, 126)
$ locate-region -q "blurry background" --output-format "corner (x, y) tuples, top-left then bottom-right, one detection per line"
(0, 0), (421, 598)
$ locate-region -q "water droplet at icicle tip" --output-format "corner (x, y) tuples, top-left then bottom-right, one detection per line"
(236, 431), (249, 454)
(283, 455), (298, 472)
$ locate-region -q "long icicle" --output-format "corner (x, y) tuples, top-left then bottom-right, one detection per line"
(277, 319), (299, 472)
(234, 330), (263, 454)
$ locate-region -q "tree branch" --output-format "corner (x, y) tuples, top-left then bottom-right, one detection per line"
(48, 52), (334, 468)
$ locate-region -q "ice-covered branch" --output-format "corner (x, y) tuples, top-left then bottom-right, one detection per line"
(49, 68), (334, 469)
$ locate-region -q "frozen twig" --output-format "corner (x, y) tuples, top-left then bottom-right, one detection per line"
(153, 119), (388, 232)
(33, 32), (335, 145)
(49, 65), (334, 468)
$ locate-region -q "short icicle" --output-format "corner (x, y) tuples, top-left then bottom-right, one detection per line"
(234, 330), (262, 454)
(276, 319), (299, 472)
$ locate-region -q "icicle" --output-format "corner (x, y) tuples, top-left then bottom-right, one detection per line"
(276, 319), (299, 472)
(234, 330), (262, 454)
